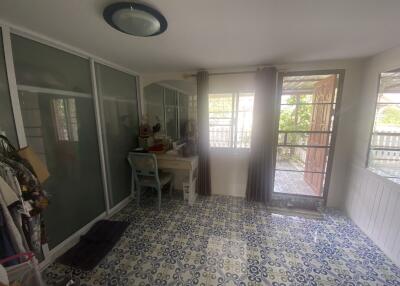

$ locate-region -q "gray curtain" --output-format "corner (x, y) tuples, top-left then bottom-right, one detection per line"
(196, 71), (212, 196)
(246, 67), (277, 203)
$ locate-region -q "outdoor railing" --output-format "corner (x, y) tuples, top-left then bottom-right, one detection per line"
(370, 132), (400, 164)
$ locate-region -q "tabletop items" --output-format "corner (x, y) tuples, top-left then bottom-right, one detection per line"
(138, 120), (197, 157)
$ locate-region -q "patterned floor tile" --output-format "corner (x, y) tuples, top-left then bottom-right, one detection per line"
(43, 195), (400, 285)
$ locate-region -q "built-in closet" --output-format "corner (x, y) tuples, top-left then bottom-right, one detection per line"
(0, 26), (140, 253)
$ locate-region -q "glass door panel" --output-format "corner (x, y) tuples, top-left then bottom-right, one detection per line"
(95, 63), (139, 207)
(273, 73), (342, 200)
(12, 34), (92, 93)
(0, 29), (18, 145)
(18, 90), (105, 248)
(12, 34), (105, 248)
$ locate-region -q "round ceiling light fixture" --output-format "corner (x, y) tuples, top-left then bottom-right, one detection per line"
(103, 2), (167, 37)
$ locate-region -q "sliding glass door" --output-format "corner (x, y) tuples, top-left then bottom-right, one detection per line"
(95, 63), (139, 207)
(12, 34), (105, 248)
(272, 71), (344, 205)
(0, 29), (18, 145)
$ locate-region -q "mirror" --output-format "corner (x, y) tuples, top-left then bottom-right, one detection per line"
(142, 79), (197, 155)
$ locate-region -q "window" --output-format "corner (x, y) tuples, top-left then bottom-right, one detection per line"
(52, 98), (79, 142)
(209, 92), (254, 148)
(367, 70), (400, 183)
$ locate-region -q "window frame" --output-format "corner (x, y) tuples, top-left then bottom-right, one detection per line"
(208, 91), (254, 150)
(366, 68), (400, 181)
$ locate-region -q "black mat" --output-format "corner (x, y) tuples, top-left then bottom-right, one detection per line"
(58, 220), (129, 271)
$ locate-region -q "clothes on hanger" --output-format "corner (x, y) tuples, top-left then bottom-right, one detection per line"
(0, 186), (26, 256)
(0, 156), (48, 215)
(0, 178), (18, 208)
(0, 209), (18, 266)
(0, 135), (48, 263)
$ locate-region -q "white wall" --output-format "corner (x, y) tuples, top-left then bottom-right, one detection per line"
(209, 73), (255, 197)
(210, 150), (250, 197)
(343, 46), (400, 266)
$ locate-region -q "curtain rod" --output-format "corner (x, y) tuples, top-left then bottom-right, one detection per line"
(184, 66), (275, 78)
(184, 70), (255, 78)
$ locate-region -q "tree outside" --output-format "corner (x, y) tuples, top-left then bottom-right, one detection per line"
(278, 95), (312, 162)
(378, 105), (400, 127)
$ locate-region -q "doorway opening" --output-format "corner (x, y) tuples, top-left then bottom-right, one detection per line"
(272, 71), (344, 200)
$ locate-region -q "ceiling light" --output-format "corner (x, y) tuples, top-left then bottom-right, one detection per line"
(103, 2), (167, 37)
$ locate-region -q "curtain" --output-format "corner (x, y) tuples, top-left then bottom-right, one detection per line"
(246, 67), (277, 203)
(196, 71), (212, 196)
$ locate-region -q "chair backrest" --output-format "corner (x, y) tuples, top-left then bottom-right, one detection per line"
(127, 152), (159, 185)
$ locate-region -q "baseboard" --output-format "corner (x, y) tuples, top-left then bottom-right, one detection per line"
(38, 195), (134, 271)
(109, 194), (133, 216)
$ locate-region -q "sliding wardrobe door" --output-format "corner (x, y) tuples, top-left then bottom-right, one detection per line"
(95, 63), (139, 207)
(0, 30), (17, 145)
(11, 34), (105, 248)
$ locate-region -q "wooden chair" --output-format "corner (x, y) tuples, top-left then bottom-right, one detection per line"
(127, 152), (173, 210)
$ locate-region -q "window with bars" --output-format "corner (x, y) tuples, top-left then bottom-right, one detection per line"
(209, 92), (254, 149)
(367, 70), (400, 183)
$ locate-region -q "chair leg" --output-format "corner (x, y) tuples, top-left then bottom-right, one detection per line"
(131, 172), (135, 198)
(157, 186), (161, 211)
(136, 185), (141, 207)
(169, 179), (174, 197)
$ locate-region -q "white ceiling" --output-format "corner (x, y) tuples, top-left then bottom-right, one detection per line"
(1, 0), (400, 74)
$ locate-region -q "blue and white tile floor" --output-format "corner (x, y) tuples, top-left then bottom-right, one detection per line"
(44, 195), (400, 285)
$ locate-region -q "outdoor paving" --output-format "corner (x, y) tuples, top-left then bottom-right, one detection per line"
(274, 160), (317, 196)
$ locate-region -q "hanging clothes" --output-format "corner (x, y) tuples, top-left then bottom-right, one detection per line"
(0, 162), (30, 252)
(0, 161), (22, 198)
(0, 186), (26, 255)
(0, 158), (45, 260)
(0, 209), (17, 266)
(0, 156), (48, 215)
(0, 135), (48, 264)
(0, 177), (19, 207)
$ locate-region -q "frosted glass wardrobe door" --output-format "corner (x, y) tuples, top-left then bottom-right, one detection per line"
(12, 34), (105, 248)
(0, 29), (18, 145)
(95, 63), (139, 207)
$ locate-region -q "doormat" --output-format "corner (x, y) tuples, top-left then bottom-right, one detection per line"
(58, 220), (129, 271)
